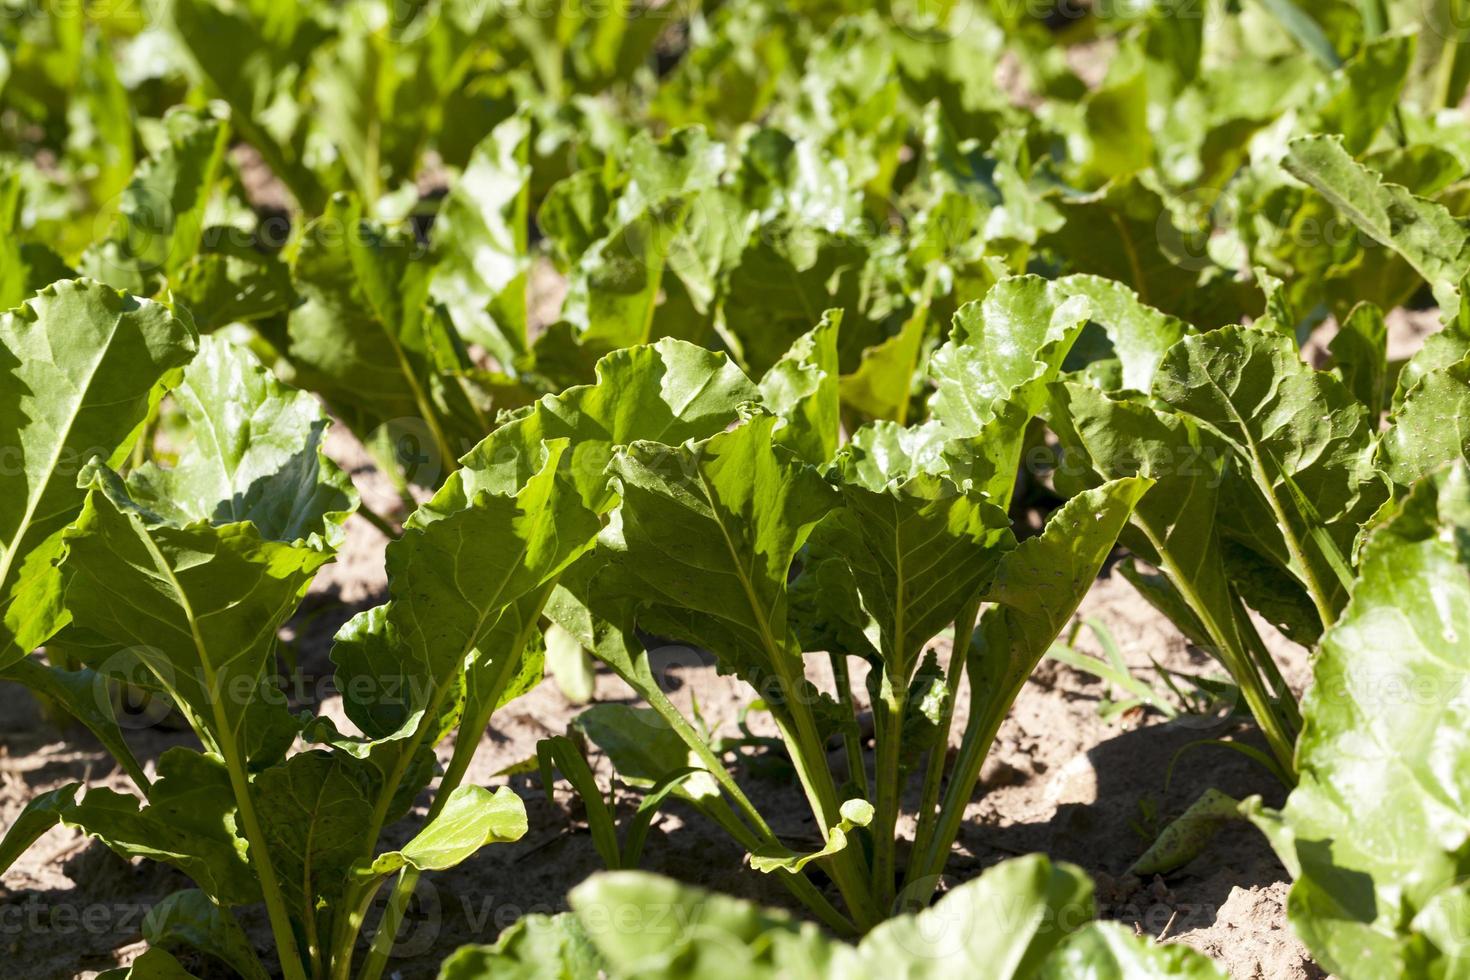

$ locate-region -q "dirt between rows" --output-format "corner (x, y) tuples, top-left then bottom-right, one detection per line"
(0, 416), (1328, 980)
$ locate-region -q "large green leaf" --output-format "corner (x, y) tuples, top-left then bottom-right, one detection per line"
(431, 113), (533, 371)
(835, 473), (1013, 672)
(1283, 135), (1470, 311)
(332, 440), (598, 751)
(928, 275), (1091, 439)
(561, 198), (692, 353)
(449, 337), (758, 514)
(0, 279), (198, 667)
(29, 749), (260, 907)
(1249, 463), (1470, 978)
(254, 749), (384, 929)
(722, 227), (873, 378)
(862, 855), (1096, 977)
(1152, 325), (1386, 621)
(60, 338), (350, 766)
(124, 335), (357, 546)
(601, 413), (835, 694)
(441, 855), (1219, 980)
(287, 194), (483, 466)
(1037, 921), (1225, 979)
(79, 106), (231, 294)
(438, 913), (604, 980)
(1052, 274), (1189, 393)
(142, 889), (269, 980)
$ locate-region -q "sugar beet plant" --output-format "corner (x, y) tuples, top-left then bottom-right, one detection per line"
(1045, 150), (1470, 785)
(0, 280), (608, 979)
(3, 0), (1470, 976)
(535, 278), (1149, 929)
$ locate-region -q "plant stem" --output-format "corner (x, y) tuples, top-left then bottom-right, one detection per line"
(909, 625), (1018, 900)
(828, 652), (869, 798)
(598, 632), (870, 932)
(356, 592), (553, 979)
(869, 672), (905, 912)
(769, 689), (883, 928)
(1153, 545), (1298, 780)
(904, 599), (980, 899)
(354, 502), (400, 539)
(1233, 594), (1303, 734)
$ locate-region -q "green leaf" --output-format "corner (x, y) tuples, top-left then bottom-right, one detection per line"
(60, 339), (349, 766)
(98, 947), (201, 980)
(545, 622), (595, 705)
(58, 749), (259, 906)
(908, 480), (1148, 900)
(1380, 355), (1470, 487)
(0, 167), (73, 308)
(452, 337), (758, 514)
(722, 227), (873, 377)
(79, 106), (231, 293)
(568, 869), (841, 979)
(602, 413), (836, 695)
(431, 112), (533, 371)
(563, 198), (691, 353)
(572, 705), (697, 788)
(1129, 788), (1246, 876)
(172, 234), (295, 332)
(1038, 921), (1226, 979)
(445, 843), (1227, 977)
(1047, 382), (1300, 765)
(1248, 463), (1470, 978)
(0, 279), (198, 667)
(859, 854), (1094, 978)
(0, 783), (81, 876)
(836, 474), (1014, 671)
(1053, 274), (1189, 394)
(1307, 32), (1414, 154)
(749, 798), (873, 874)
(1283, 134), (1470, 311)
(165, 0), (328, 210)
(1153, 325), (1386, 618)
(363, 785), (527, 878)
(928, 276), (1091, 440)
(332, 439), (598, 749)
(1041, 176), (1258, 326)
(839, 301), (928, 425)
(976, 477), (1153, 698)
(437, 913), (604, 980)
(142, 889), (269, 980)
(538, 734), (623, 870)
(255, 749), (383, 932)
(1253, 0), (1342, 70)
(1328, 302), (1389, 419)
(287, 193), (478, 467)
(124, 335), (357, 545)
(1393, 318), (1470, 410)
(761, 310), (842, 465)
